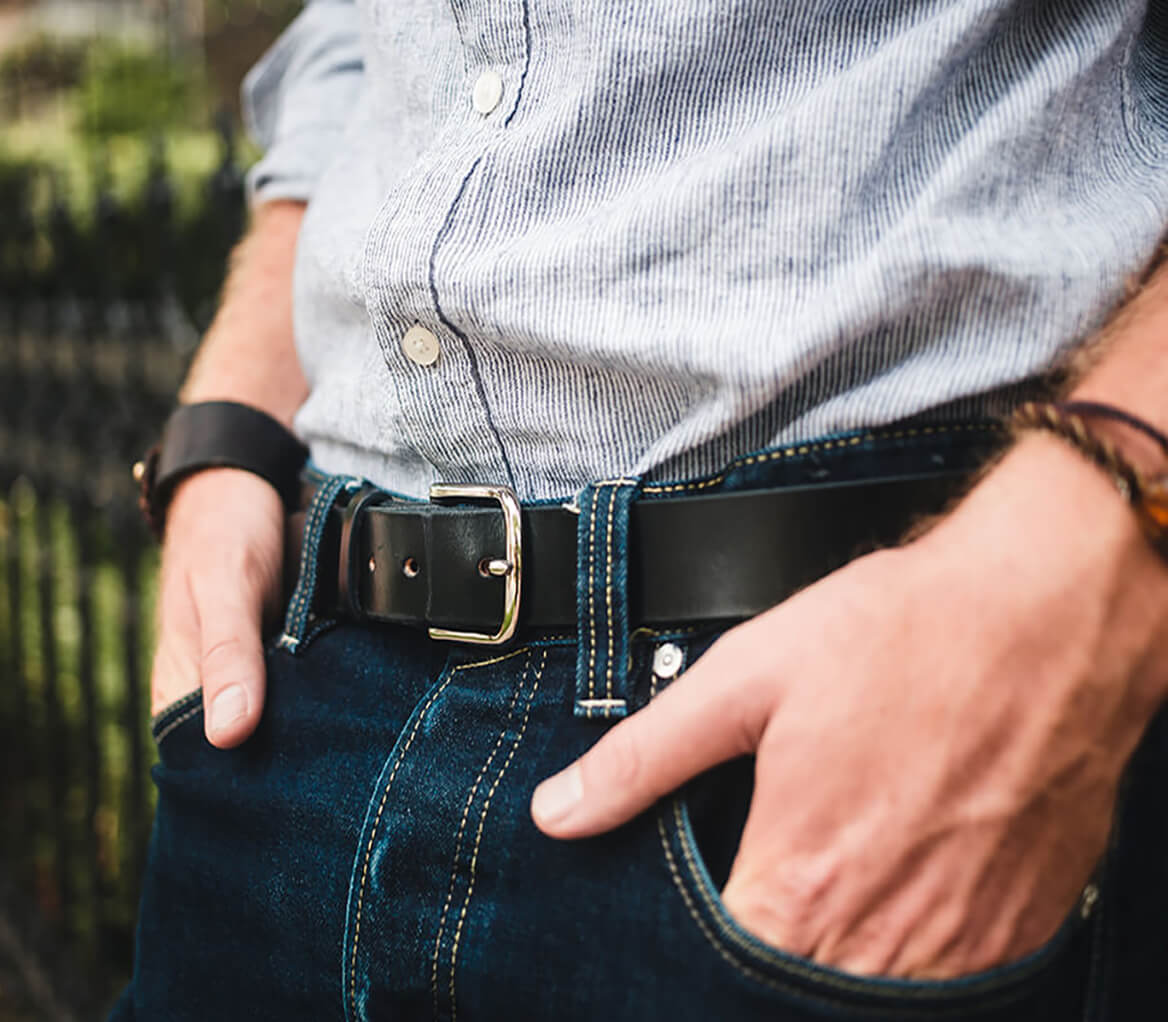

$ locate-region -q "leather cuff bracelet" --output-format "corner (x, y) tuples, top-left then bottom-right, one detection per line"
(134, 401), (309, 539)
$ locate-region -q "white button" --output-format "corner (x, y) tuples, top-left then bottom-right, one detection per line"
(473, 70), (504, 115)
(401, 325), (440, 367)
(653, 643), (684, 680)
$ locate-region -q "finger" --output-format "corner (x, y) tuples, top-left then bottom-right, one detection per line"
(531, 634), (776, 838)
(193, 572), (267, 748)
(150, 570), (202, 717)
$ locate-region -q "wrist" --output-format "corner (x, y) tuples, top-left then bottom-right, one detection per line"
(926, 432), (1168, 711)
(136, 402), (309, 539)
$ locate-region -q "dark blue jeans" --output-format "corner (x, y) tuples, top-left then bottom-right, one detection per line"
(113, 425), (1168, 1020)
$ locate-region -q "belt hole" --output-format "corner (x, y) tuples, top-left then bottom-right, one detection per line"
(402, 557), (420, 578)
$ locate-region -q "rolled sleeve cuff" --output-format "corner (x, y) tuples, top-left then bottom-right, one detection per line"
(241, 2), (364, 206)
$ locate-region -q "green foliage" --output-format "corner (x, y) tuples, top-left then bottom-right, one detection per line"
(0, 33), (87, 97)
(0, 122), (228, 223)
(77, 43), (208, 141)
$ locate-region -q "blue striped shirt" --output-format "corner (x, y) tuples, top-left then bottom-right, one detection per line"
(244, 0), (1168, 501)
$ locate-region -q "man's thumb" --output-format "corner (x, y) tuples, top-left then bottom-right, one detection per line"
(531, 643), (771, 839)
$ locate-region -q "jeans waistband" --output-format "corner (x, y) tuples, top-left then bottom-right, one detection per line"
(281, 421), (1007, 716)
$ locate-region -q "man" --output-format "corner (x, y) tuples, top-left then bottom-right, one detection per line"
(115, 1), (1168, 1019)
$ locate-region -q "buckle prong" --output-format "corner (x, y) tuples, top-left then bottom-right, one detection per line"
(428, 484), (522, 645)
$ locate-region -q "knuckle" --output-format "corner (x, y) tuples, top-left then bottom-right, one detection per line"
(237, 545), (275, 596)
(200, 634), (252, 679)
(767, 856), (840, 931)
(726, 880), (815, 956)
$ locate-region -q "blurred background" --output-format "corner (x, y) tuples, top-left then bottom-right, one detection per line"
(0, 1), (298, 1016)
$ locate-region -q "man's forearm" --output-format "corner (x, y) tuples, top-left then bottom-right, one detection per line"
(180, 200), (309, 429)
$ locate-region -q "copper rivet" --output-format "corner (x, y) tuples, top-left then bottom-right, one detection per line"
(132, 461), (145, 483)
(402, 557), (420, 578)
(367, 556), (376, 573)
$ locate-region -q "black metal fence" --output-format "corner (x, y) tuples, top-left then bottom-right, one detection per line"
(0, 120), (246, 1020)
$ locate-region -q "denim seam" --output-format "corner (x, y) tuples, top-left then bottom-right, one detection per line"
(152, 703), (204, 745)
(640, 423), (1003, 496)
(663, 798), (1052, 1009)
(656, 809), (810, 1001)
(657, 807), (998, 1017)
(521, 626), (704, 650)
(604, 482), (617, 702)
(586, 485), (599, 703)
(346, 646), (532, 1022)
(593, 482), (627, 703)
(299, 617), (339, 653)
(279, 474), (352, 652)
(150, 689), (203, 736)
(448, 648), (547, 1022)
(430, 649), (535, 1020)
(578, 479), (636, 719)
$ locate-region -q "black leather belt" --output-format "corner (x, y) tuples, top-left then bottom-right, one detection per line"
(287, 470), (971, 644)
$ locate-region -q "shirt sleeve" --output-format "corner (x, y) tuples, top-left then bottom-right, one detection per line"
(241, 0), (365, 205)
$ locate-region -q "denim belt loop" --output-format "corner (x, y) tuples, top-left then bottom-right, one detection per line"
(574, 477), (642, 719)
(277, 473), (358, 654)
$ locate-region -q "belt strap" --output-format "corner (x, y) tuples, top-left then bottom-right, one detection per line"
(289, 470), (969, 639)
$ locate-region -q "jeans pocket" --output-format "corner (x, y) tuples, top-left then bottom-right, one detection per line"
(656, 760), (1103, 1021)
(150, 689), (204, 748)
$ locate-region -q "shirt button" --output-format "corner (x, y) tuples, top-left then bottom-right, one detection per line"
(472, 70), (504, 115)
(401, 325), (440, 367)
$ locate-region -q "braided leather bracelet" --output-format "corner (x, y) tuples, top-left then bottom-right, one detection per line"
(1012, 401), (1168, 562)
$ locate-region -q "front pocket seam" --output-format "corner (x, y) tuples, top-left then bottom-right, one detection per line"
(661, 796), (1074, 1015)
(151, 689), (204, 743)
(656, 808), (812, 1003)
(153, 701), (204, 745)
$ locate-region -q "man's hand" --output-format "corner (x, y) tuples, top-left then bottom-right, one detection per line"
(532, 436), (1168, 979)
(149, 199), (308, 747)
(150, 469), (285, 747)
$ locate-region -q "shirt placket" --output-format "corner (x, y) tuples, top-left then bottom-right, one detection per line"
(363, 0), (531, 489)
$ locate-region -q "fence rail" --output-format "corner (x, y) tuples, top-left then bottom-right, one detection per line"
(0, 121), (245, 1019)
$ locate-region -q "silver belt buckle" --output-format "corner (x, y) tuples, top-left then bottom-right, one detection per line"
(427, 483), (523, 645)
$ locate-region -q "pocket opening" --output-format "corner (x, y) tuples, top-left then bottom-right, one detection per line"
(659, 783), (1100, 1016)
